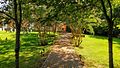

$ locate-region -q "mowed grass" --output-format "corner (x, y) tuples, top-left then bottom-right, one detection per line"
(0, 31), (55, 68)
(75, 35), (120, 68)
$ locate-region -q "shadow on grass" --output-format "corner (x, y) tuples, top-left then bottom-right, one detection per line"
(42, 52), (84, 68)
(0, 39), (15, 68)
(0, 58), (15, 68)
(0, 48), (49, 68)
(89, 35), (107, 40)
(19, 49), (50, 68)
(20, 33), (54, 46)
(21, 33), (39, 45)
(0, 40), (15, 54)
(19, 33), (52, 67)
(89, 35), (120, 48)
(0, 33), (53, 68)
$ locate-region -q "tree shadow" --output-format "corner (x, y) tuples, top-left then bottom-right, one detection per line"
(89, 35), (120, 48)
(0, 39), (15, 54)
(42, 52), (84, 68)
(89, 35), (108, 40)
(0, 33), (52, 68)
(0, 57), (15, 68)
(0, 39), (15, 68)
(0, 46), (49, 68)
(20, 33), (54, 46)
(19, 49), (50, 68)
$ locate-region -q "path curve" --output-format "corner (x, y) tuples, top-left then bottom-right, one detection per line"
(41, 33), (84, 68)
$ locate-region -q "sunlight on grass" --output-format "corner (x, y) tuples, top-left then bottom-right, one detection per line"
(0, 31), (54, 68)
(75, 35), (120, 68)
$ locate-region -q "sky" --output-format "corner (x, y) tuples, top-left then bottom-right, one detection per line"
(0, 0), (9, 8)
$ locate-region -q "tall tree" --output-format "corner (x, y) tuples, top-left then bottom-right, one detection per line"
(100, 0), (114, 68)
(14, 0), (22, 68)
(0, 0), (22, 68)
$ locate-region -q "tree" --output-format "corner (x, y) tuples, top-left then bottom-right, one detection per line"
(0, 0), (22, 68)
(14, 0), (22, 68)
(100, 0), (114, 68)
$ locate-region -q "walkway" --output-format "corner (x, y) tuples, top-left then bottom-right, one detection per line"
(41, 33), (84, 68)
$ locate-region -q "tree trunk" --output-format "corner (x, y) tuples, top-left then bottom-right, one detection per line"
(13, 0), (19, 68)
(106, 2), (114, 67)
(15, 24), (20, 68)
(108, 21), (114, 68)
(14, 0), (22, 68)
(100, 0), (114, 68)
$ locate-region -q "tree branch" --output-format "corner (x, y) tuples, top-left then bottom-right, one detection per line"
(0, 11), (15, 20)
(18, 0), (22, 25)
(107, 0), (112, 20)
(100, 0), (110, 22)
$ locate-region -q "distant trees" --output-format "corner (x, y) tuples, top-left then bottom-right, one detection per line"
(21, 19), (30, 33)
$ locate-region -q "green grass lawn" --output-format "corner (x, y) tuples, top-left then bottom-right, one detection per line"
(75, 35), (120, 68)
(0, 31), (55, 68)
